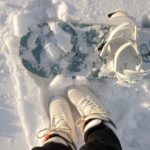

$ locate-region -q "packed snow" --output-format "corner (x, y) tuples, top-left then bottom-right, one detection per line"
(0, 0), (150, 150)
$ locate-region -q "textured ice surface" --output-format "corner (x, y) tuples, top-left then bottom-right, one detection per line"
(0, 0), (150, 150)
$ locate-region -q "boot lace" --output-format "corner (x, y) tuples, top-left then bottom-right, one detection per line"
(76, 96), (108, 131)
(37, 113), (71, 140)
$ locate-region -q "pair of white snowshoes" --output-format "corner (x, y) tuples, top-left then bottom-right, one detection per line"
(97, 10), (150, 83)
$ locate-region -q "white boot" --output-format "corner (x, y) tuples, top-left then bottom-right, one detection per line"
(98, 10), (150, 83)
(37, 97), (77, 150)
(67, 86), (112, 134)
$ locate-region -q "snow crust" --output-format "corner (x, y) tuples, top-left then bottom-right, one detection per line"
(0, 0), (150, 150)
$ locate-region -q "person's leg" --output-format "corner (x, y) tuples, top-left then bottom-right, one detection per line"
(80, 122), (122, 150)
(32, 142), (72, 150)
(67, 86), (122, 150)
(32, 97), (77, 150)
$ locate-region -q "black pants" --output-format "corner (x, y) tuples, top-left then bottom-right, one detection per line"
(32, 123), (122, 150)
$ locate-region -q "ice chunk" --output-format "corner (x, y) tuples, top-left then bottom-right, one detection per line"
(57, 2), (69, 21)
(49, 75), (73, 90)
(49, 22), (72, 53)
(44, 42), (64, 61)
(57, 1), (78, 21)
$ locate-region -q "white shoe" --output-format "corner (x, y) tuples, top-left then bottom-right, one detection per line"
(37, 97), (77, 150)
(99, 10), (137, 60)
(68, 86), (111, 134)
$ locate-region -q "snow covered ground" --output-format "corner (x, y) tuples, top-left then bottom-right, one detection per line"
(0, 0), (150, 150)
